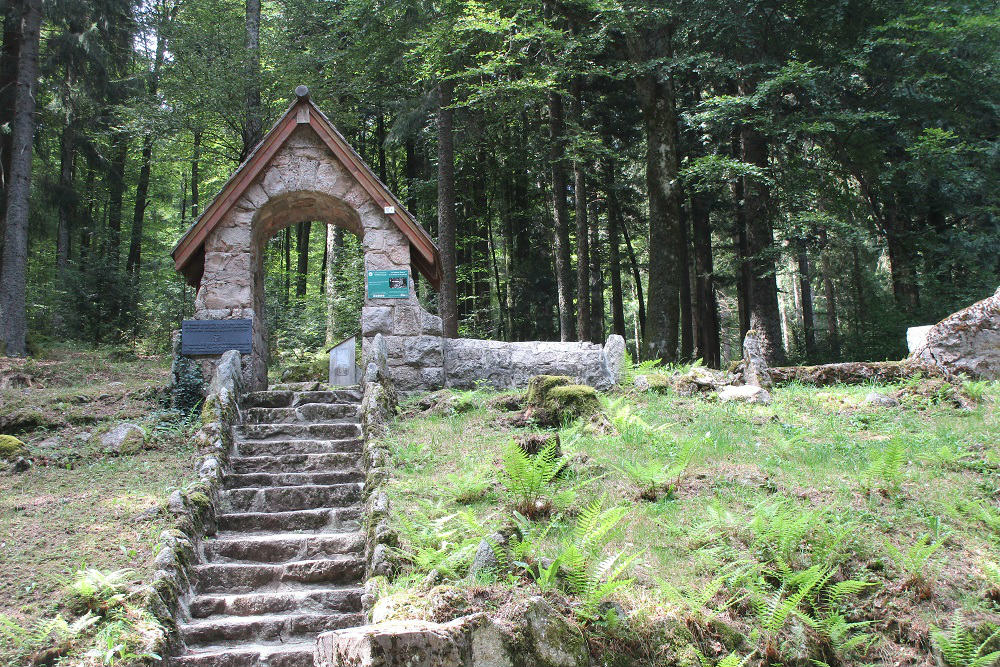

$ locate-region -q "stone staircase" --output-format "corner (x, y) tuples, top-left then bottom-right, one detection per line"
(171, 386), (368, 667)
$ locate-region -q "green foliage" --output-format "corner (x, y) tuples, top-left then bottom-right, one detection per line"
(499, 440), (564, 518)
(931, 614), (1000, 667)
(0, 613), (100, 662)
(886, 533), (946, 591)
(866, 439), (907, 493)
(66, 569), (133, 614)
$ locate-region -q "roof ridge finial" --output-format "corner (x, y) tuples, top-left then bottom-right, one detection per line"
(295, 85), (310, 101)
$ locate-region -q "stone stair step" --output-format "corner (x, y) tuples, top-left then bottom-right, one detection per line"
(217, 507), (361, 533)
(169, 642), (315, 667)
(235, 438), (363, 457)
(231, 452), (358, 474)
(188, 586), (363, 618)
(224, 470), (363, 489)
(240, 422), (361, 441)
(219, 483), (363, 514)
(179, 611), (364, 646)
(194, 556), (364, 594)
(245, 404), (361, 424)
(202, 532), (365, 563)
(243, 388), (362, 409)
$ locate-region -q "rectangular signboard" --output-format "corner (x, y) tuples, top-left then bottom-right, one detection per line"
(181, 319), (253, 355)
(367, 269), (410, 299)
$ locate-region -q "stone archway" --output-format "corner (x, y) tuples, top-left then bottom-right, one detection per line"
(172, 90), (443, 391)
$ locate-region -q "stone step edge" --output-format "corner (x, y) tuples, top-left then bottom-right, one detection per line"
(205, 530), (364, 544)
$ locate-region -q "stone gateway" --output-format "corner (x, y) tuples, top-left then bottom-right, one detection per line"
(171, 87), (624, 392)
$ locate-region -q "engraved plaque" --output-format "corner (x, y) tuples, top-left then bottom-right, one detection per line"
(181, 319), (253, 355)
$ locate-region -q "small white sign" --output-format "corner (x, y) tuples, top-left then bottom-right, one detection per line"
(383, 205), (396, 215)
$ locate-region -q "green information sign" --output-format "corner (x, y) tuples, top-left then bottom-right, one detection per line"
(367, 269), (410, 299)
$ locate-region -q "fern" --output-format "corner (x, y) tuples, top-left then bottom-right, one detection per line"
(886, 533), (945, 590)
(0, 613), (100, 659)
(499, 440), (564, 518)
(931, 613), (1000, 667)
(866, 439), (907, 493)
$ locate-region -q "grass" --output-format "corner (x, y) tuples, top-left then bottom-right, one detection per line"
(0, 345), (199, 665)
(377, 376), (1000, 666)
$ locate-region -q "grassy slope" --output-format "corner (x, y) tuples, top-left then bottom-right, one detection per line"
(0, 347), (198, 665)
(378, 377), (1000, 666)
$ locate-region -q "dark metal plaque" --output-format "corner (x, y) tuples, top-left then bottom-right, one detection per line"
(181, 319), (253, 355)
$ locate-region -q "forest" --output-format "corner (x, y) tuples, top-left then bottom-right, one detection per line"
(0, 0), (997, 366)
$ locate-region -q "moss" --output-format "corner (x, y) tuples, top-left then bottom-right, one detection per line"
(280, 355), (328, 383)
(200, 394), (219, 424)
(644, 374), (672, 392)
(545, 384), (599, 420)
(0, 434), (26, 460)
(526, 375), (572, 406)
(186, 491), (211, 511)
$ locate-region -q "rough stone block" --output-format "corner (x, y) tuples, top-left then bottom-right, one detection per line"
(392, 306), (422, 337)
(362, 306), (393, 336)
(603, 334), (626, 384)
(404, 336), (444, 366)
(421, 311), (443, 336)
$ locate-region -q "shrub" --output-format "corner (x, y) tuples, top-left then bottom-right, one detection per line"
(499, 440), (564, 518)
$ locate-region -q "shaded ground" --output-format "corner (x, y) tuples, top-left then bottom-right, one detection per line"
(0, 346), (199, 665)
(376, 375), (1000, 666)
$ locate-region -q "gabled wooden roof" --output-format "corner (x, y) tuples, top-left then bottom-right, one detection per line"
(171, 90), (442, 289)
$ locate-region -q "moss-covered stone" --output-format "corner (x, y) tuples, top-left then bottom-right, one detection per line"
(0, 434), (26, 460)
(186, 491), (211, 511)
(280, 355), (328, 382)
(545, 384), (599, 421)
(526, 375), (572, 406)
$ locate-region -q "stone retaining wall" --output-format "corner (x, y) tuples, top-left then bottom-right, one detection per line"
(145, 350), (243, 658)
(365, 333), (626, 393)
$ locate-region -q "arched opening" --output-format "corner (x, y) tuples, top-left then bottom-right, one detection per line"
(250, 190), (366, 387)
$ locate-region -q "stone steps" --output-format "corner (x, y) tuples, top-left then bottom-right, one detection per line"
(224, 470), (364, 489)
(202, 532), (365, 563)
(217, 507), (362, 533)
(230, 452), (358, 474)
(245, 404), (361, 424)
(172, 385), (367, 665)
(219, 483), (363, 514)
(234, 437), (363, 457)
(240, 422), (362, 441)
(170, 642), (315, 667)
(243, 389), (362, 409)
(180, 611), (365, 645)
(188, 586), (363, 618)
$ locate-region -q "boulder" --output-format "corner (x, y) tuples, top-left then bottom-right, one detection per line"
(516, 596), (590, 667)
(911, 286), (1000, 379)
(0, 434), (26, 460)
(863, 392), (900, 408)
(315, 614), (512, 667)
(469, 532), (507, 579)
(741, 328), (773, 389)
(718, 385), (771, 405)
(602, 335), (626, 384)
(633, 374), (671, 393)
(522, 375), (600, 426)
(673, 366), (729, 396)
(100, 423), (146, 455)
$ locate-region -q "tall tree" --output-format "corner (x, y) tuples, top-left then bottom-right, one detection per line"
(548, 88), (575, 341)
(437, 79), (458, 337)
(242, 0), (263, 160)
(0, 0), (41, 356)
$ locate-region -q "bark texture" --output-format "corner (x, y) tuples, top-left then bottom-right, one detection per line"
(437, 80), (458, 338)
(548, 90), (575, 341)
(0, 0), (41, 356)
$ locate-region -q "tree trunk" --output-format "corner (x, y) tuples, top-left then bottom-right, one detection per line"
(883, 206), (920, 314)
(548, 90), (575, 341)
(0, 0), (22, 276)
(678, 202), (693, 360)
(636, 72), (681, 362)
(437, 79), (459, 337)
(56, 124), (75, 274)
(691, 193), (720, 368)
(622, 217), (645, 336)
(571, 78), (590, 341)
(0, 0), (40, 356)
(606, 164), (626, 339)
(818, 229), (839, 358)
(295, 221), (311, 297)
(283, 226), (291, 303)
(588, 198), (603, 342)
(325, 225), (342, 345)
(797, 245), (816, 359)
(107, 132), (128, 266)
(741, 124), (786, 364)
(242, 0), (263, 161)
(731, 138), (752, 341)
(190, 129), (202, 218)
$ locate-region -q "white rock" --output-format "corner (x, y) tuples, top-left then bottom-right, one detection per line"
(718, 385), (772, 404)
(906, 325), (933, 354)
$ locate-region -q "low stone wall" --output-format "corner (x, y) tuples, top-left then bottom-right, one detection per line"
(144, 350), (243, 658)
(368, 333), (626, 393)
